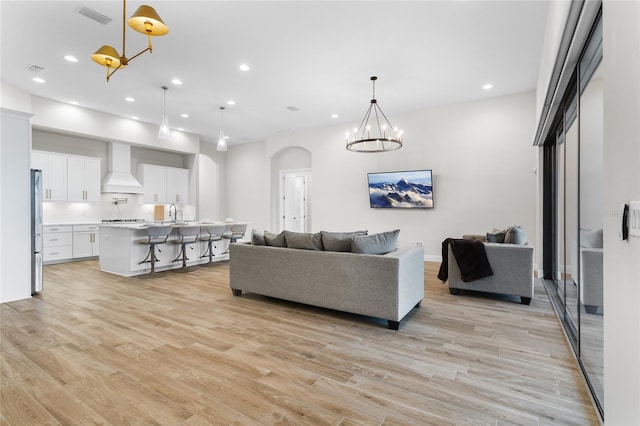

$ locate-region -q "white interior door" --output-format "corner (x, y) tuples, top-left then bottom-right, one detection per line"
(281, 172), (308, 232)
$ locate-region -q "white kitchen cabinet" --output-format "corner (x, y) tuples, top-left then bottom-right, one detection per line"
(138, 164), (189, 204)
(32, 151), (100, 203)
(73, 224), (100, 258)
(138, 164), (167, 203)
(67, 156), (101, 202)
(166, 167), (189, 204)
(43, 225), (73, 262)
(32, 151), (67, 201)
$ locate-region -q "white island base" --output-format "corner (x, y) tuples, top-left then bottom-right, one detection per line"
(99, 224), (230, 276)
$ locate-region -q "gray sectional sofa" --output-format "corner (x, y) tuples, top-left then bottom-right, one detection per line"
(229, 243), (425, 329)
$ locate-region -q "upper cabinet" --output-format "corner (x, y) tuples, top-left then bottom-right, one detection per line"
(138, 164), (167, 204)
(32, 151), (67, 201)
(166, 167), (189, 204)
(138, 164), (189, 205)
(32, 151), (100, 203)
(67, 156), (101, 202)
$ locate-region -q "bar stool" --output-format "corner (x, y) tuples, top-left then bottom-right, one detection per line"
(199, 224), (226, 264)
(169, 225), (200, 270)
(222, 223), (247, 254)
(137, 225), (172, 273)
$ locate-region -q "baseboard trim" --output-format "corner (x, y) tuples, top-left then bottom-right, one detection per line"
(425, 254), (442, 263)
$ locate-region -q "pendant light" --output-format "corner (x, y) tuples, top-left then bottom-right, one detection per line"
(345, 76), (403, 153)
(158, 86), (171, 140)
(216, 106), (228, 152)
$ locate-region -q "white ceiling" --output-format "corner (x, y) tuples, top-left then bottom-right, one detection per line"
(0, 1), (549, 147)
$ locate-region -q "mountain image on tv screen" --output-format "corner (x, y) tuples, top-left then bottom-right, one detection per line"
(367, 170), (433, 209)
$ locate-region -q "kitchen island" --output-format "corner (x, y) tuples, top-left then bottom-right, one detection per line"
(99, 222), (236, 276)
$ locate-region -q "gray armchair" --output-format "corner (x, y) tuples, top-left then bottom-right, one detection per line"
(447, 238), (534, 305)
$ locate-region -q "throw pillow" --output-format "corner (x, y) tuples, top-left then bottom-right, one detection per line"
(487, 228), (507, 243)
(264, 230), (286, 247)
(250, 229), (265, 245)
(351, 229), (400, 255)
(283, 231), (323, 250)
(581, 228), (603, 248)
(321, 230), (368, 252)
(504, 226), (528, 244)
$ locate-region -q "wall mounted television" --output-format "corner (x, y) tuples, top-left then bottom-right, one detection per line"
(367, 169), (433, 209)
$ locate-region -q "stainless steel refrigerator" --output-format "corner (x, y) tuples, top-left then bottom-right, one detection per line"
(31, 169), (43, 294)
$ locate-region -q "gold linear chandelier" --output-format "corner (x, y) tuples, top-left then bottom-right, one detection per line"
(91, 0), (169, 82)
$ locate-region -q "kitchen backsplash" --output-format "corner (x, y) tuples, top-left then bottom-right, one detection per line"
(43, 193), (196, 224)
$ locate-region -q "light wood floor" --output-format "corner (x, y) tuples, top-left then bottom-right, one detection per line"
(1, 260), (598, 425)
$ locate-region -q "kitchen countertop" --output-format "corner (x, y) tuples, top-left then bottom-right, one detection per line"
(98, 221), (243, 230)
(44, 221), (102, 226)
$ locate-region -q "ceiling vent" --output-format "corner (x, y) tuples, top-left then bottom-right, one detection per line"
(78, 6), (112, 25)
(25, 64), (45, 73)
(286, 106), (300, 112)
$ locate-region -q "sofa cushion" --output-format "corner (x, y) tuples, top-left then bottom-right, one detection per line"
(264, 230), (287, 247)
(321, 230), (368, 252)
(250, 229), (265, 245)
(504, 226), (528, 245)
(283, 231), (323, 251)
(581, 228), (603, 248)
(351, 229), (400, 255)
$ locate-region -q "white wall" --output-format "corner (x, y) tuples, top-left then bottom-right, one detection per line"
(535, 0), (571, 125)
(227, 92), (538, 260)
(0, 109), (33, 303)
(31, 96), (200, 154)
(198, 142), (227, 221)
(603, 1), (640, 423)
(0, 81), (32, 113)
(225, 140), (270, 231)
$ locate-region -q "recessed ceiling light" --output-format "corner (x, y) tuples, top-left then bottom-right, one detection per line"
(177, 127), (184, 131)
(239, 63), (250, 72)
(482, 83), (493, 90)
(131, 116), (139, 120)
(331, 114), (338, 119)
(172, 78), (182, 85)
(64, 55), (78, 63)
(125, 97), (135, 102)
(181, 113), (189, 118)
(69, 101), (79, 105)
(32, 77), (45, 83)
(227, 100), (236, 106)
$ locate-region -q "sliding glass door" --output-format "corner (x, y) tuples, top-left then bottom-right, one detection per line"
(542, 12), (603, 417)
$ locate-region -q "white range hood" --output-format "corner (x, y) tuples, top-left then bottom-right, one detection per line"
(101, 142), (143, 194)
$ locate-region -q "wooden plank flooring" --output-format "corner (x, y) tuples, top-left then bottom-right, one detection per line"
(1, 260), (598, 425)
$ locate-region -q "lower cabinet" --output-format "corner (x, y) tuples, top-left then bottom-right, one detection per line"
(43, 225), (73, 262)
(72, 224), (100, 258)
(43, 223), (100, 263)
